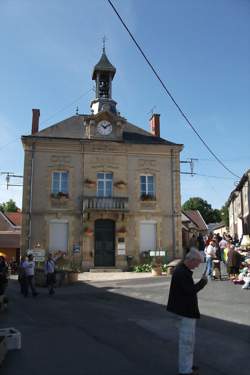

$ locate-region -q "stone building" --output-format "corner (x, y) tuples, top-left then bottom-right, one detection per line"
(21, 49), (183, 270)
(227, 169), (250, 240)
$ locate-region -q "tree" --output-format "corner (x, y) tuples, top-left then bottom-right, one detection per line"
(220, 204), (229, 227)
(182, 197), (221, 224)
(0, 199), (19, 213)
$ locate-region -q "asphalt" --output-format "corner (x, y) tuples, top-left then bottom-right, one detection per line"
(0, 265), (249, 375)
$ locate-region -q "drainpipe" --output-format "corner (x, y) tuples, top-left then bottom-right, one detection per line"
(28, 143), (35, 250)
(171, 149), (176, 259)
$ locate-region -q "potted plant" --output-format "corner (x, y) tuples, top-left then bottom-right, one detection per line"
(151, 256), (162, 276)
(51, 192), (69, 199)
(140, 193), (155, 201)
(115, 180), (127, 189)
(117, 226), (126, 235)
(84, 227), (94, 237)
(84, 178), (96, 188)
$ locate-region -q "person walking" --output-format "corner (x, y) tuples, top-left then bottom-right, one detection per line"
(44, 251), (62, 295)
(23, 254), (38, 297)
(166, 248), (208, 375)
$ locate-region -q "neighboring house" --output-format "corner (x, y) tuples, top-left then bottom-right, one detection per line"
(0, 211), (21, 262)
(182, 210), (208, 250)
(227, 169), (250, 240)
(207, 222), (228, 236)
(183, 210), (208, 236)
(21, 48), (183, 270)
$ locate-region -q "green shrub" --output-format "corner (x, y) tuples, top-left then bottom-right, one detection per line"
(133, 263), (152, 272)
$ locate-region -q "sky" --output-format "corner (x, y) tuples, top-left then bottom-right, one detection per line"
(0, 0), (249, 210)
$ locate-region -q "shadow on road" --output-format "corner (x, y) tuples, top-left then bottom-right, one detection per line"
(0, 278), (249, 375)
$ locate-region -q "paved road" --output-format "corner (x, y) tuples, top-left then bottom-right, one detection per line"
(0, 267), (249, 375)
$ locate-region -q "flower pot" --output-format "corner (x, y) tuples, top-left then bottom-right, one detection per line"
(151, 265), (162, 276)
(68, 272), (78, 283)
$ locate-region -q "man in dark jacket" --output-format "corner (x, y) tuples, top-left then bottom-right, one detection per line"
(167, 248), (207, 375)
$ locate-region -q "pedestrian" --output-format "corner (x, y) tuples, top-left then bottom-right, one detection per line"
(166, 248), (208, 375)
(18, 255), (27, 295)
(23, 254), (38, 297)
(219, 236), (227, 263)
(44, 251), (62, 295)
(204, 240), (216, 279)
(0, 256), (8, 296)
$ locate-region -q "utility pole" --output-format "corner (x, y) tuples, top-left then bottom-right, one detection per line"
(0, 172), (23, 189)
(180, 158), (198, 176)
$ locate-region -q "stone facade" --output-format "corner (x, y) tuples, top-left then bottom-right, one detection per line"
(21, 50), (183, 270)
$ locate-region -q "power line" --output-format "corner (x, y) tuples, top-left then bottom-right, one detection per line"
(107, 0), (240, 179)
(0, 88), (92, 151)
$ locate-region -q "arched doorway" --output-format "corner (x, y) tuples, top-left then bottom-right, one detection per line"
(94, 219), (115, 267)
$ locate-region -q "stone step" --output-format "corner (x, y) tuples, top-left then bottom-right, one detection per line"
(89, 268), (123, 273)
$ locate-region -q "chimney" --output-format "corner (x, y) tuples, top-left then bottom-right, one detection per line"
(150, 113), (160, 137)
(31, 109), (40, 134)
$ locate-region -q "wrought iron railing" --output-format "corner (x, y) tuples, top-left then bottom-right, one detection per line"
(83, 197), (129, 211)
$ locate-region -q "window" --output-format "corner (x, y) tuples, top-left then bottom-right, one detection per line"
(139, 222), (157, 253)
(140, 175), (155, 199)
(52, 171), (69, 194)
(97, 173), (113, 197)
(49, 221), (68, 252)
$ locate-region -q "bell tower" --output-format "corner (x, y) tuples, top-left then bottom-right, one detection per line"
(90, 42), (117, 115)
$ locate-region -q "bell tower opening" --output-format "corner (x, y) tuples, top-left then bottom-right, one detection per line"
(90, 45), (117, 115)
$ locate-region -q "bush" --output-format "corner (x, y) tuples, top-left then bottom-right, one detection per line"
(133, 264), (152, 272)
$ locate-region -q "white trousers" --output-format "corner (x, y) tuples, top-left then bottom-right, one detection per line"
(178, 317), (196, 374)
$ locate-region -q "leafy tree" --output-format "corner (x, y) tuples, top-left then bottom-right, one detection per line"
(0, 199), (19, 213)
(220, 204), (229, 227)
(182, 197), (221, 224)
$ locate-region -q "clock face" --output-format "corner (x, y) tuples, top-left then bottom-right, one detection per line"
(97, 120), (112, 135)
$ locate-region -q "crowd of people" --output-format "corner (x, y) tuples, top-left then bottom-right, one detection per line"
(0, 251), (63, 300)
(189, 232), (250, 289)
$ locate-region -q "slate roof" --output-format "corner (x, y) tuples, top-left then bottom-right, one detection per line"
(184, 210), (208, 231)
(22, 114), (183, 148)
(92, 51), (116, 80)
(123, 132), (180, 146)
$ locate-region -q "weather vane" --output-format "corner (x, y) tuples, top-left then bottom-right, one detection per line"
(102, 36), (107, 52)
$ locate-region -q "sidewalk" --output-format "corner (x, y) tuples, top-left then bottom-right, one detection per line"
(77, 271), (160, 282)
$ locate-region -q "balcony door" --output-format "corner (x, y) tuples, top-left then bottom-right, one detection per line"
(94, 219), (115, 267)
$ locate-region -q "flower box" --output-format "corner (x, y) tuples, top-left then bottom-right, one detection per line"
(84, 179), (96, 188)
(117, 227), (126, 235)
(140, 193), (155, 201)
(115, 181), (127, 189)
(84, 227), (94, 236)
(51, 192), (69, 199)
(0, 328), (21, 350)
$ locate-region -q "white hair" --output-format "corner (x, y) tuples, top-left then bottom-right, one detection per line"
(185, 247), (203, 262)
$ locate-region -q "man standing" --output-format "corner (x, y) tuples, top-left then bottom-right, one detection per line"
(205, 240), (216, 278)
(167, 248), (207, 375)
(44, 251), (62, 295)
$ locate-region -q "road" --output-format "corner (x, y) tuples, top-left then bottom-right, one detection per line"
(0, 267), (249, 375)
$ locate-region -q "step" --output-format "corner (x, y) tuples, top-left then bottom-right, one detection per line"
(89, 268), (123, 273)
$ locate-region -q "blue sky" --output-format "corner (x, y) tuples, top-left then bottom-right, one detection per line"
(0, 0), (249, 210)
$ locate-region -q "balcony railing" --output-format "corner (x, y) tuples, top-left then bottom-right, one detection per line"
(83, 197), (129, 212)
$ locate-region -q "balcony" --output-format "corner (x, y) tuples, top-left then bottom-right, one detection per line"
(83, 196), (129, 212)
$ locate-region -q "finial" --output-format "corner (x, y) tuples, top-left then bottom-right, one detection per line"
(102, 36), (107, 53)
(76, 106), (79, 115)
